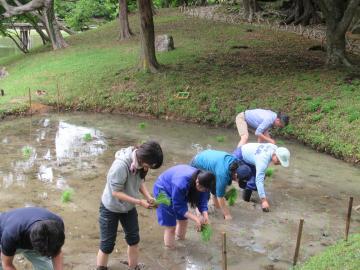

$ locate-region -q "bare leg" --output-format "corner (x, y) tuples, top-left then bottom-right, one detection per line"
(238, 134), (249, 147)
(128, 244), (139, 269)
(96, 249), (109, 268)
(175, 220), (188, 240)
(164, 226), (176, 248)
(212, 195), (220, 209)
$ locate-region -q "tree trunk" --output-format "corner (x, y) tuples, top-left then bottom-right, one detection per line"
(119, 0), (134, 40)
(318, 0), (360, 67)
(137, 0), (159, 73)
(284, 0), (320, 26)
(42, 1), (68, 49)
(325, 18), (351, 67)
(243, 0), (259, 22)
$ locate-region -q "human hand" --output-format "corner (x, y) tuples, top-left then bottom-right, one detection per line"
(147, 198), (157, 208)
(269, 138), (276, 145)
(195, 219), (202, 232)
(201, 215), (209, 225)
(224, 214), (233, 220)
(261, 198), (270, 212)
(139, 199), (151, 209)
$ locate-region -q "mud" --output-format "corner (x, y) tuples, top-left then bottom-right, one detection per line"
(0, 113), (359, 270)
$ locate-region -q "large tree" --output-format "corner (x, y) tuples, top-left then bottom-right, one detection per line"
(283, 0), (321, 25)
(137, 0), (159, 72)
(0, 0), (68, 50)
(316, 0), (360, 66)
(119, 0), (133, 40)
(243, 0), (260, 22)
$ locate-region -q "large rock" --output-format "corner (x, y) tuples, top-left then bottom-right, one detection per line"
(155, 35), (175, 52)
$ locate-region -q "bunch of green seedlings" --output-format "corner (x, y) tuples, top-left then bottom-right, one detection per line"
(61, 189), (74, 203)
(139, 122), (146, 129)
(201, 224), (213, 242)
(155, 191), (171, 206)
(83, 133), (92, 142)
(22, 146), (32, 159)
(265, 167), (274, 177)
(224, 187), (238, 206)
(216, 135), (225, 142)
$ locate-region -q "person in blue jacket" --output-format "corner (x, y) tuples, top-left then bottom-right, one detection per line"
(153, 165), (215, 249)
(190, 149), (242, 220)
(233, 143), (290, 212)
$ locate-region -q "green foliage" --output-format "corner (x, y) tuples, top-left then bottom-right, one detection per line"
(63, 0), (118, 31)
(306, 98), (322, 112)
(311, 113), (323, 122)
(22, 146), (32, 159)
(224, 187), (238, 206)
(215, 135), (225, 142)
(83, 133), (92, 141)
(61, 189), (74, 203)
(276, 139), (285, 146)
(201, 224), (213, 242)
(294, 234), (360, 270)
(155, 191), (171, 206)
(235, 104), (246, 113)
(265, 167), (274, 177)
(348, 111), (360, 123)
(282, 124), (295, 135)
(322, 100), (336, 113)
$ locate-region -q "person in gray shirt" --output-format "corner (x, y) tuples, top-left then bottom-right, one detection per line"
(96, 141), (163, 270)
(235, 109), (289, 146)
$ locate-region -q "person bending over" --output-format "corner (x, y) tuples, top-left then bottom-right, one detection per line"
(0, 207), (65, 270)
(153, 164), (215, 249)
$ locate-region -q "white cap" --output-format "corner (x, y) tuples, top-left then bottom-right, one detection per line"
(275, 147), (290, 167)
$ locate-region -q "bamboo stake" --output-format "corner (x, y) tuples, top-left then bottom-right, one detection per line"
(28, 88), (32, 115)
(222, 232), (227, 270)
(57, 81), (60, 114)
(293, 219), (304, 266)
(345, 197), (353, 241)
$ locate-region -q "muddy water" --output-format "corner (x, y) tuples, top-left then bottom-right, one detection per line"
(0, 113), (359, 270)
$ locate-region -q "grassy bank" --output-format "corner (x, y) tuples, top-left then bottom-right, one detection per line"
(294, 233), (360, 270)
(0, 9), (359, 163)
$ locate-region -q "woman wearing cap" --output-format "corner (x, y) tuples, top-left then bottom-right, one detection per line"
(153, 164), (215, 249)
(233, 143), (290, 212)
(190, 149), (240, 220)
(96, 141), (163, 270)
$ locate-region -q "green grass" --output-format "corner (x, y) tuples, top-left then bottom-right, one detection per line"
(294, 234), (360, 270)
(0, 9), (359, 163)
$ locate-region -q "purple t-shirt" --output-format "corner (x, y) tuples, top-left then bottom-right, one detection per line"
(245, 109), (277, 136)
(0, 207), (64, 256)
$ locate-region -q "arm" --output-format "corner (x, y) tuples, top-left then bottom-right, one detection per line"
(217, 197), (232, 220)
(112, 190), (150, 208)
(255, 119), (275, 144)
(255, 159), (270, 211)
(184, 211), (203, 231)
(197, 192), (210, 223)
(52, 250), (64, 270)
(1, 254), (16, 270)
(139, 181), (154, 202)
(257, 132), (275, 144)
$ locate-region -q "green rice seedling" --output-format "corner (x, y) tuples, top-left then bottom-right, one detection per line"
(276, 140), (285, 146)
(265, 167), (274, 177)
(61, 189), (74, 203)
(83, 133), (92, 142)
(139, 122), (146, 129)
(224, 187), (238, 206)
(216, 135), (225, 142)
(201, 224), (213, 242)
(155, 191), (171, 206)
(22, 146), (32, 159)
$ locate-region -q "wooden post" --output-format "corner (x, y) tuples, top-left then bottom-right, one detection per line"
(222, 232), (227, 270)
(345, 197), (353, 241)
(293, 219), (304, 266)
(57, 81), (60, 114)
(28, 88), (32, 115)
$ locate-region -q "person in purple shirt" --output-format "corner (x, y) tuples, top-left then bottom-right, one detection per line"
(153, 165), (215, 249)
(235, 109), (289, 146)
(0, 207), (65, 270)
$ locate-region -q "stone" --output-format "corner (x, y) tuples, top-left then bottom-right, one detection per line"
(155, 34), (175, 52)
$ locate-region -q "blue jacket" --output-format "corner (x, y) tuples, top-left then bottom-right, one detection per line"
(191, 150), (237, 197)
(153, 165), (209, 220)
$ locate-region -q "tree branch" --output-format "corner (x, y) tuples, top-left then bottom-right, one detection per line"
(0, 0), (46, 17)
(338, 0), (360, 34)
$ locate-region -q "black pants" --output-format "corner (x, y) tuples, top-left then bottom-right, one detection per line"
(99, 203), (139, 254)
